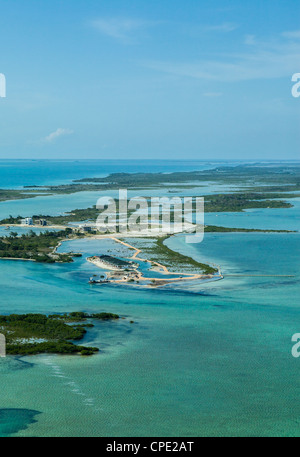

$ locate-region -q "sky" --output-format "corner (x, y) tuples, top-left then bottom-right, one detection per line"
(0, 0), (299, 160)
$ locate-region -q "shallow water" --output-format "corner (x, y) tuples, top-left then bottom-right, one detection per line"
(0, 161), (299, 437)
(205, 198), (300, 232)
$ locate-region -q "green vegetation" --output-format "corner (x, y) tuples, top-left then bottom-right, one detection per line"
(0, 312), (120, 356)
(0, 165), (299, 204)
(0, 215), (26, 225)
(49, 311), (120, 321)
(124, 236), (217, 275)
(155, 236), (217, 274)
(74, 164), (300, 188)
(0, 229), (76, 263)
(6, 341), (98, 356)
(204, 192), (293, 212)
(91, 312), (119, 319)
(242, 184), (300, 193)
(0, 190), (44, 202)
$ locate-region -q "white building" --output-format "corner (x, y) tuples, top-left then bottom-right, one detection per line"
(21, 217), (33, 226)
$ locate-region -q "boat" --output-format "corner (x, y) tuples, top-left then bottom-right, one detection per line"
(89, 276), (108, 284)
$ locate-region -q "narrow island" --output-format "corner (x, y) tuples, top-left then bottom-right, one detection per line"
(1, 164), (300, 206)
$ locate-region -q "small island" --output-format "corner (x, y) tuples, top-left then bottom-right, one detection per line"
(87, 237), (221, 288)
(0, 229), (83, 263)
(0, 312), (120, 356)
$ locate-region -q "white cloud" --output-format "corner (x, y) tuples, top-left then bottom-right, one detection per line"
(45, 128), (74, 143)
(142, 37), (300, 82)
(282, 30), (300, 39)
(91, 17), (159, 42)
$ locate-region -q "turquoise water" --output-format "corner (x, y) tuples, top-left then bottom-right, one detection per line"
(205, 198), (300, 232)
(0, 159), (239, 188)
(0, 161), (299, 437)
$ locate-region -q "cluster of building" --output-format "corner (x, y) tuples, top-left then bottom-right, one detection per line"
(19, 218), (98, 234)
(21, 217), (47, 226)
